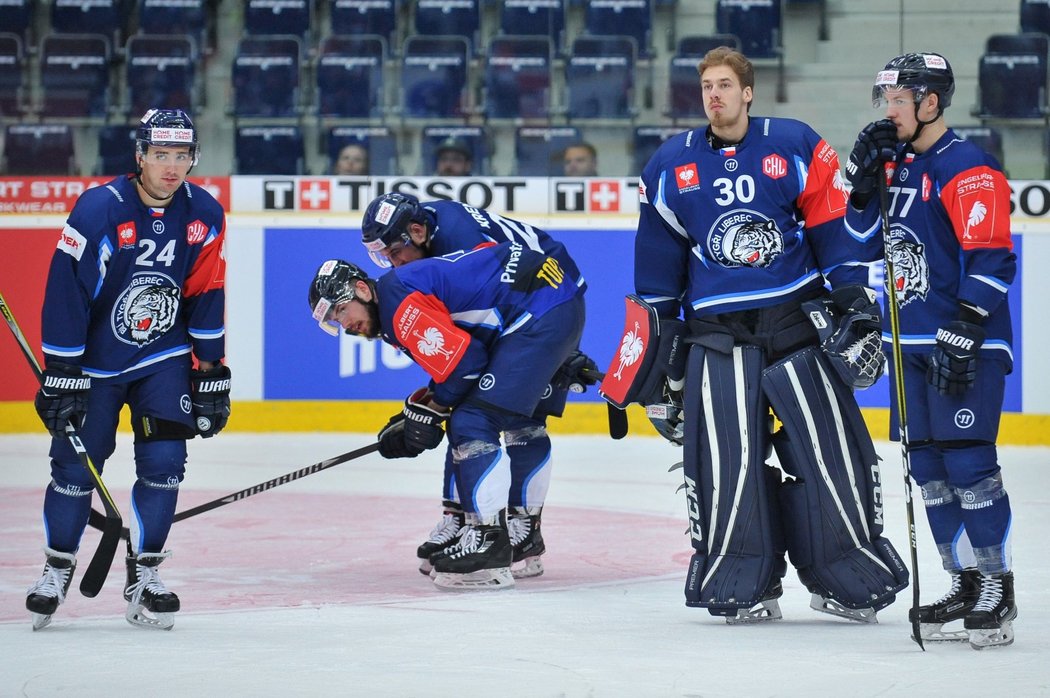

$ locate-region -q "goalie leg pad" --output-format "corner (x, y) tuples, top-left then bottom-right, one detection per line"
(682, 344), (783, 614)
(763, 347), (909, 612)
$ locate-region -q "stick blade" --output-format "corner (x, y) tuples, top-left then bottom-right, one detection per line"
(607, 403), (628, 440)
(79, 516), (123, 597)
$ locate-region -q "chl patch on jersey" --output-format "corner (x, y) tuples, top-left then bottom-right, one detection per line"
(186, 219), (208, 244)
(112, 272), (181, 346)
(707, 211), (785, 269)
(886, 227), (930, 308)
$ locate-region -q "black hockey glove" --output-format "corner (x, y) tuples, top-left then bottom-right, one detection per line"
(377, 388), (449, 459)
(551, 350), (601, 393)
(191, 364), (232, 437)
(845, 119), (897, 208)
(927, 320), (985, 396)
(34, 363), (90, 438)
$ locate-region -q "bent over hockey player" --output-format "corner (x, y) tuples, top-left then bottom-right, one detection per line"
(26, 109), (230, 630)
(602, 47), (909, 623)
(308, 242), (585, 589)
(359, 192), (594, 579)
(845, 53), (1017, 649)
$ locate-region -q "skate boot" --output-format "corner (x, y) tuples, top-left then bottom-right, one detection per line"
(416, 500), (465, 575)
(26, 547), (77, 631)
(124, 551), (180, 630)
(432, 511), (514, 591)
(723, 578), (784, 625)
(965, 571), (1017, 650)
(908, 569), (981, 642)
(508, 506), (545, 579)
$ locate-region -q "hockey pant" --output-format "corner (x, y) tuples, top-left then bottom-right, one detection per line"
(682, 344), (909, 614)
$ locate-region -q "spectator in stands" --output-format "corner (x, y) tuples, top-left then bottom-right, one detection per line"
(563, 142), (598, 176)
(434, 137), (473, 176)
(332, 143), (369, 176)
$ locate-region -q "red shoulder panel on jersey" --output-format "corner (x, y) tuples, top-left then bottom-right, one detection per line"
(940, 165), (1013, 251)
(391, 290), (470, 381)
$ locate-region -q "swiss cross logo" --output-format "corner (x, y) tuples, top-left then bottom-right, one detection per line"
(922, 173), (931, 201)
(186, 220), (208, 244)
(675, 163), (700, 192)
(588, 180), (621, 211)
(117, 221), (137, 248)
(298, 179), (331, 210)
(762, 154), (787, 179)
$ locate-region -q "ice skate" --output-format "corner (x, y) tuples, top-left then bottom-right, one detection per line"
(508, 506), (545, 579)
(124, 551), (180, 630)
(908, 569), (981, 642)
(25, 547), (77, 631)
(432, 513), (514, 591)
(416, 500), (465, 575)
(725, 579), (784, 625)
(810, 594), (877, 623)
(965, 571), (1017, 650)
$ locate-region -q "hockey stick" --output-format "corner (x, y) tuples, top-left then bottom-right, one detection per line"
(877, 170), (925, 651)
(88, 442), (381, 538)
(0, 291), (127, 599)
(578, 366), (628, 439)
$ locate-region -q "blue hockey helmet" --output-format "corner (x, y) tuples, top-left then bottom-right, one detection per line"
(136, 108), (199, 166)
(361, 192), (428, 267)
(308, 259), (376, 336)
(872, 52), (954, 111)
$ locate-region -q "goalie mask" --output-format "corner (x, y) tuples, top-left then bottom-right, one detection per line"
(803, 288), (886, 390)
(308, 259), (378, 337)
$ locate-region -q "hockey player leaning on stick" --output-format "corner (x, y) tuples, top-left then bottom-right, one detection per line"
(600, 47), (909, 623)
(844, 53), (1018, 650)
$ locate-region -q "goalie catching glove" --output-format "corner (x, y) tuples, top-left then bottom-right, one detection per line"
(35, 362), (91, 438)
(378, 387), (450, 459)
(191, 364), (231, 437)
(802, 286), (885, 390)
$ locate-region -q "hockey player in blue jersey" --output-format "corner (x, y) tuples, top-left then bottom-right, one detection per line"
(308, 242), (586, 589)
(844, 53), (1018, 649)
(359, 192), (596, 580)
(602, 47), (908, 623)
(26, 109), (231, 630)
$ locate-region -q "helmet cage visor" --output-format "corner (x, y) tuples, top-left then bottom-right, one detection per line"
(310, 261), (359, 335)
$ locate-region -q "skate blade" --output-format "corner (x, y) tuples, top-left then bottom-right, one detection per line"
(126, 604), (175, 630)
(912, 621), (969, 643)
(510, 556), (544, 579)
(30, 612), (54, 631)
(418, 559), (434, 575)
(969, 621), (1015, 650)
(810, 594), (877, 624)
(433, 567), (516, 591)
(726, 599), (783, 625)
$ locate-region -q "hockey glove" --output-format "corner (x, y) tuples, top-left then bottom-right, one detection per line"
(377, 388), (449, 458)
(845, 119), (897, 208)
(927, 320), (985, 396)
(34, 363), (90, 438)
(191, 364), (232, 437)
(551, 350), (601, 393)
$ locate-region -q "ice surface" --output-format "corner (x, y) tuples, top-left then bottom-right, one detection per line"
(1, 433), (1047, 697)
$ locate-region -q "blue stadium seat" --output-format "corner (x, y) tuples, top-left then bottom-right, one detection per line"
(484, 36), (553, 121)
(1021, 0), (1050, 35)
(243, 0), (312, 39)
(235, 125), (305, 174)
(632, 125), (684, 174)
(514, 125), (580, 176)
(715, 0), (781, 59)
(566, 36), (636, 121)
(500, 0), (566, 54)
(676, 33), (741, 56)
(50, 0), (128, 48)
(3, 123), (76, 175)
(584, 0), (653, 58)
(330, 0), (398, 52)
(420, 126), (488, 175)
(977, 33), (1049, 119)
(401, 35), (470, 119)
(0, 33), (27, 118)
(2, 0), (35, 47)
(138, 0), (209, 54)
(414, 0), (481, 55)
(95, 124), (138, 175)
(231, 36), (302, 118)
(326, 125), (399, 175)
(316, 35), (385, 120)
(39, 33), (112, 119)
(953, 125), (1005, 169)
(125, 34), (197, 118)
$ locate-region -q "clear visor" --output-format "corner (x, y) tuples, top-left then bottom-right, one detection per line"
(363, 235), (409, 269)
(311, 296), (342, 336)
(871, 84), (927, 109)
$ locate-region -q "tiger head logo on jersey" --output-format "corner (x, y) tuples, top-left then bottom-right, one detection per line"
(887, 232), (930, 308)
(708, 213), (785, 269)
(112, 273), (181, 345)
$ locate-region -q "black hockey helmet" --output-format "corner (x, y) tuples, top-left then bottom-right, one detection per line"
(136, 108), (199, 166)
(308, 259), (376, 336)
(361, 192), (428, 267)
(872, 52), (955, 111)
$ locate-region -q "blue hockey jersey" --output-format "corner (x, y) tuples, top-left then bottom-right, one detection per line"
(41, 175), (227, 379)
(845, 130), (1016, 366)
(635, 117), (867, 319)
(376, 242), (582, 407)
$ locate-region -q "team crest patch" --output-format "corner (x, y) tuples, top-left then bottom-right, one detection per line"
(186, 219), (208, 244)
(675, 163), (700, 193)
(112, 272), (181, 346)
(117, 221), (137, 249)
(707, 211), (785, 268)
(886, 227), (930, 308)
